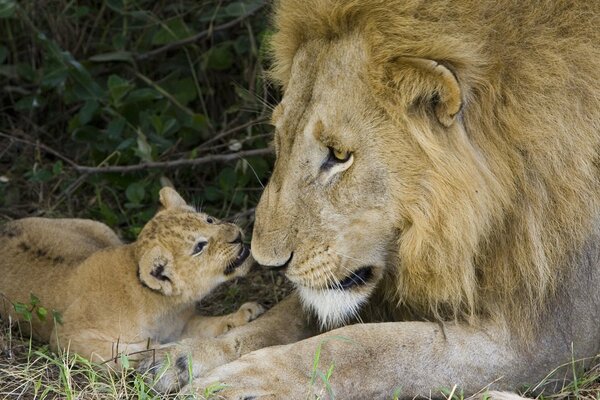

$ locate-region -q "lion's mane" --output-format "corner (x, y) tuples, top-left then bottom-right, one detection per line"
(269, 0), (600, 335)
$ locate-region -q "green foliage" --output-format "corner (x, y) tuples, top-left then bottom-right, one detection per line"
(0, 0), (274, 238)
(13, 293), (60, 324)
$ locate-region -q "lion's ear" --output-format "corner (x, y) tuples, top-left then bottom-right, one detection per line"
(137, 245), (179, 296)
(159, 187), (187, 209)
(388, 57), (463, 128)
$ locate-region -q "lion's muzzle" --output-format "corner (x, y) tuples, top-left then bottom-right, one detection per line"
(329, 266), (374, 290)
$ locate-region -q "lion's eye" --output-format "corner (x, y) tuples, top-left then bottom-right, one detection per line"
(330, 147), (351, 163)
(320, 146), (354, 180)
(192, 241), (208, 256)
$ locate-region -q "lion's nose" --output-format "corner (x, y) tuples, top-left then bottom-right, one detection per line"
(260, 252), (293, 271)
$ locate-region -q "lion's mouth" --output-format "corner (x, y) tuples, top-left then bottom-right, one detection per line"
(328, 266), (373, 290)
(225, 245), (251, 275)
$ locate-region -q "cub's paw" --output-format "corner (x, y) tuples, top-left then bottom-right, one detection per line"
(237, 301), (266, 322)
(137, 342), (199, 393)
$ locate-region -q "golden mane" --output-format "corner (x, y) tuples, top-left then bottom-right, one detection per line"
(270, 0), (600, 334)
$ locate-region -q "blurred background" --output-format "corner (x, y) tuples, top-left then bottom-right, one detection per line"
(0, 0), (275, 241)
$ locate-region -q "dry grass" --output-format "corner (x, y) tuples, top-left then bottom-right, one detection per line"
(0, 269), (292, 400)
(0, 270), (597, 400)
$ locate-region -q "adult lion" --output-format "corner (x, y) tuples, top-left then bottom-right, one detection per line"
(141, 1), (600, 398)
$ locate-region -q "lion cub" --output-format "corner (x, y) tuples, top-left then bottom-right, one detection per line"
(0, 187), (263, 366)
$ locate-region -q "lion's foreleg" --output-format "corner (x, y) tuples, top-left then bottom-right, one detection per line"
(138, 293), (314, 392)
(188, 321), (568, 399)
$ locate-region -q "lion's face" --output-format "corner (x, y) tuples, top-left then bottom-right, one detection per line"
(137, 188), (252, 301)
(252, 38), (420, 327)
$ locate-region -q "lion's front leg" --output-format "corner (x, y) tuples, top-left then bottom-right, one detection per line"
(138, 293), (313, 392)
(186, 321), (561, 399)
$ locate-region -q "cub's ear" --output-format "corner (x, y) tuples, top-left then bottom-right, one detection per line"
(387, 57), (463, 127)
(159, 187), (187, 209)
(137, 245), (180, 296)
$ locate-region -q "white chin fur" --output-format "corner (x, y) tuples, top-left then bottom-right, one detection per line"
(297, 285), (369, 329)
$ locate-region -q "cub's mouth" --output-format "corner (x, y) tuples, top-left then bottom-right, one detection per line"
(225, 244), (251, 275)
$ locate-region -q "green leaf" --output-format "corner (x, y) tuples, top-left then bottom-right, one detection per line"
(225, 0), (262, 16)
(16, 63), (36, 81)
(105, 0), (124, 13)
(126, 182), (145, 204)
(0, 0), (16, 18)
(13, 302), (28, 315)
(120, 353), (130, 369)
(225, 2), (249, 17)
(106, 118), (126, 139)
(187, 114), (208, 132)
(52, 310), (63, 325)
(234, 35), (251, 55)
(151, 18), (192, 45)
(36, 32), (104, 99)
(151, 116), (179, 136)
(206, 45), (233, 71)
(72, 125), (101, 142)
(52, 161), (63, 175)
(203, 186), (222, 202)
(22, 310), (32, 322)
(28, 168), (53, 183)
(116, 137), (135, 151)
(98, 202), (119, 226)
(124, 88), (162, 104)
(78, 100), (98, 124)
(164, 78), (197, 105)
(89, 51), (134, 63)
(218, 168), (237, 192)
(107, 74), (134, 106)
(36, 306), (48, 321)
(15, 95), (45, 111)
(71, 5), (90, 19)
(41, 64), (69, 88)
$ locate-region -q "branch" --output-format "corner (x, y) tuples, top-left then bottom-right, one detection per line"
(134, 4), (265, 61)
(0, 131), (80, 168)
(74, 148), (273, 174)
(197, 116), (269, 150)
(0, 131), (273, 175)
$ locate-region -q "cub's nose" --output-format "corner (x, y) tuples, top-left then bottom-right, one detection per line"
(223, 222), (244, 244)
(229, 233), (243, 244)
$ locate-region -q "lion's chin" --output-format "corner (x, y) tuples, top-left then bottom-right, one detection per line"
(297, 285), (371, 330)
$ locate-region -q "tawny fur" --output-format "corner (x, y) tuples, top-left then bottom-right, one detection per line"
(137, 2), (600, 397)
(267, 0), (600, 335)
(0, 188), (263, 366)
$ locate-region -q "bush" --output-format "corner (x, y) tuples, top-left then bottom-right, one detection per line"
(0, 0), (274, 238)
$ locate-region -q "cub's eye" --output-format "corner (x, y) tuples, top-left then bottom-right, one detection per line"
(330, 147), (351, 163)
(192, 241), (208, 256)
(206, 217), (214, 224)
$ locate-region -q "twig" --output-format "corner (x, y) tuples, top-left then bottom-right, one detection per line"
(0, 131), (273, 174)
(197, 116), (269, 149)
(74, 148), (273, 174)
(134, 4), (265, 61)
(0, 131), (79, 168)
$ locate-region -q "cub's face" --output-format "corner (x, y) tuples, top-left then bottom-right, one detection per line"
(136, 188), (252, 301)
